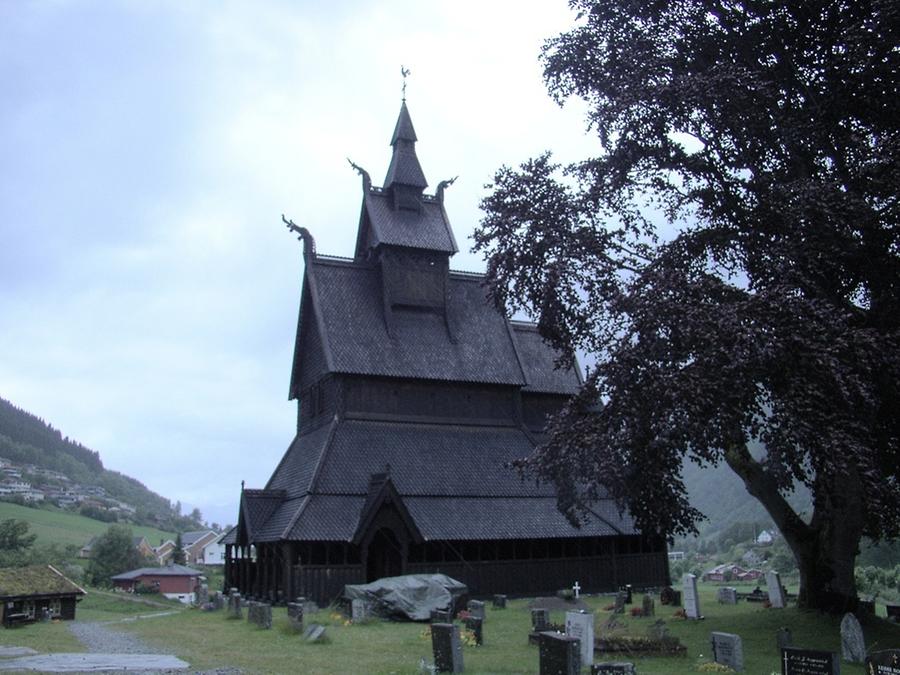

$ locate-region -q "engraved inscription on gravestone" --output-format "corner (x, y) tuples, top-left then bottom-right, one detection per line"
(565, 610), (595, 668)
(781, 647), (840, 675)
(591, 663), (636, 674)
(866, 649), (900, 675)
(711, 631), (744, 672)
(717, 587), (738, 605)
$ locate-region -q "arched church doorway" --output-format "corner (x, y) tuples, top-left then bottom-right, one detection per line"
(366, 527), (403, 582)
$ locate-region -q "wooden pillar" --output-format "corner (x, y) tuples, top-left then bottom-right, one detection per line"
(283, 542), (294, 602)
(224, 544), (232, 590)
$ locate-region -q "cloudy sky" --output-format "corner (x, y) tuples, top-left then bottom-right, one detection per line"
(1, 1), (598, 527)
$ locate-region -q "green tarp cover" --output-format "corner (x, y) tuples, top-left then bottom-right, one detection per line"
(343, 574), (468, 621)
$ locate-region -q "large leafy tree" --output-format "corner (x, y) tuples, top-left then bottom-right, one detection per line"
(475, 0), (899, 613)
(87, 524), (144, 587)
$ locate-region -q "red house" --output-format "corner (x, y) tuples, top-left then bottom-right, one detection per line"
(110, 564), (202, 604)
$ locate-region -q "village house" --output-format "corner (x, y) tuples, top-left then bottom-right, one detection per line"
(198, 532), (227, 566)
(153, 539), (176, 565)
(703, 563), (764, 582)
(181, 530), (219, 565)
(110, 564), (202, 604)
(0, 565), (86, 626)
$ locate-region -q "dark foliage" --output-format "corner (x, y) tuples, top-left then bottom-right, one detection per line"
(475, 0), (899, 613)
(86, 524), (145, 587)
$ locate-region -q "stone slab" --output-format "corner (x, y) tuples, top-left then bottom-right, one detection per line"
(781, 647), (840, 675)
(866, 649), (900, 675)
(711, 631), (744, 671)
(840, 612), (866, 663)
(565, 610), (595, 667)
(539, 631), (580, 675)
(0, 653), (189, 671)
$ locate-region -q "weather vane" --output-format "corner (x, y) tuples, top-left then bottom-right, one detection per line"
(401, 65), (411, 101)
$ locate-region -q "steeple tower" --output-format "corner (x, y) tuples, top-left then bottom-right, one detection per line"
(383, 101), (428, 211)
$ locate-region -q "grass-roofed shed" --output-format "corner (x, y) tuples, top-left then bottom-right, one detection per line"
(0, 564), (86, 626)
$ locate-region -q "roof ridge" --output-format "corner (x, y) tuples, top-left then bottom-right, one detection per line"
(305, 414), (340, 495)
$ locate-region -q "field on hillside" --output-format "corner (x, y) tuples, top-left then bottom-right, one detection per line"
(0, 501), (175, 549)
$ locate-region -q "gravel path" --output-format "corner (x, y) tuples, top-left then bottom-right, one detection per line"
(68, 620), (158, 654)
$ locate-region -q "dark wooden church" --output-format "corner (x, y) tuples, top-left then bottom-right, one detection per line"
(223, 101), (669, 605)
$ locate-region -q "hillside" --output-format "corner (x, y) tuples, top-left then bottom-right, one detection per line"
(0, 396), (199, 532)
(0, 501), (174, 549)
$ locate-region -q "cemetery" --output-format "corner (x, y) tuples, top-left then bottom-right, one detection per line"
(4, 581), (891, 673)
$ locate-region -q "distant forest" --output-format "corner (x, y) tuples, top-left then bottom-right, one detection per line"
(0, 396), (202, 532)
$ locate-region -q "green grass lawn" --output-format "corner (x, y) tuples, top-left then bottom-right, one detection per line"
(3, 584), (898, 674)
(0, 501), (175, 549)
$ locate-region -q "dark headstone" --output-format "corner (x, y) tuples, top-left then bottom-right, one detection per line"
(228, 592), (242, 619)
(659, 586), (676, 605)
(840, 612), (866, 663)
(259, 603), (272, 629)
(776, 627), (793, 651)
(857, 599), (875, 617)
(591, 664), (636, 675)
(613, 591), (627, 614)
(885, 604), (900, 622)
(464, 616), (483, 646)
(467, 599), (485, 621)
(866, 649), (900, 674)
(539, 631), (580, 675)
(492, 594), (507, 609)
(287, 601), (304, 632)
(431, 609), (452, 624)
(781, 647), (840, 675)
(671, 589), (682, 606)
(641, 594), (655, 617)
(432, 623), (464, 673)
(532, 608), (551, 632)
(711, 631), (744, 671)
(623, 585), (633, 604)
(717, 587), (738, 605)
(303, 623), (326, 642)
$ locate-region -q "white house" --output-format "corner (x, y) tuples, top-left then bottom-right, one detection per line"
(756, 529), (775, 545)
(198, 532), (227, 566)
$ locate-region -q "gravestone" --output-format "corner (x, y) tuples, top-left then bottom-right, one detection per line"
(642, 594), (655, 617)
(647, 619), (669, 641)
(613, 591), (627, 614)
(767, 571), (787, 608)
(776, 627), (793, 651)
(622, 585), (633, 604)
(711, 631), (744, 672)
(467, 600), (486, 621)
(431, 623), (464, 673)
(492, 594), (507, 609)
(287, 601), (304, 632)
(303, 623), (326, 642)
(196, 583), (209, 606)
(717, 587), (738, 605)
(228, 592), (242, 619)
(781, 647), (840, 675)
(866, 649), (900, 674)
(258, 603), (272, 629)
(840, 612), (866, 663)
(431, 609), (452, 624)
(885, 604), (900, 622)
(464, 616), (483, 646)
(351, 599), (367, 623)
(213, 591), (224, 610)
(591, 664), (636, 674)
(565, 610), (595, 668)
(539, 631), (580, 675)
(682, 573), (702, 619)
(671, 589), (682, 606)
(532, 608), (551, 632)
(659, 586), (676, 605)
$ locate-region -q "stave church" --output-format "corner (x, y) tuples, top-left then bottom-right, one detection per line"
(222, 99), (670, 605)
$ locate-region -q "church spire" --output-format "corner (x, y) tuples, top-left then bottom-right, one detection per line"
(383, 101), (428, 194)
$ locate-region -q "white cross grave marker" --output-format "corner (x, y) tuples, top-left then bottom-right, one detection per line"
(572, 581), (581, 599)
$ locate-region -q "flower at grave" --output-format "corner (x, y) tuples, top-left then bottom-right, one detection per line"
(456, 610), (470, 621)
(630, 607), (644, 617)
(673, 608), (687, 619)
(697, 661), (735, 672)
(603, 604), (616, 611)
(459, 628), (478, 647)
(419, 626), (432, 641)
(329, 612), (344, 622)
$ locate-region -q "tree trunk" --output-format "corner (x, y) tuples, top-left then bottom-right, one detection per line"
(724, 443), (863, 613)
